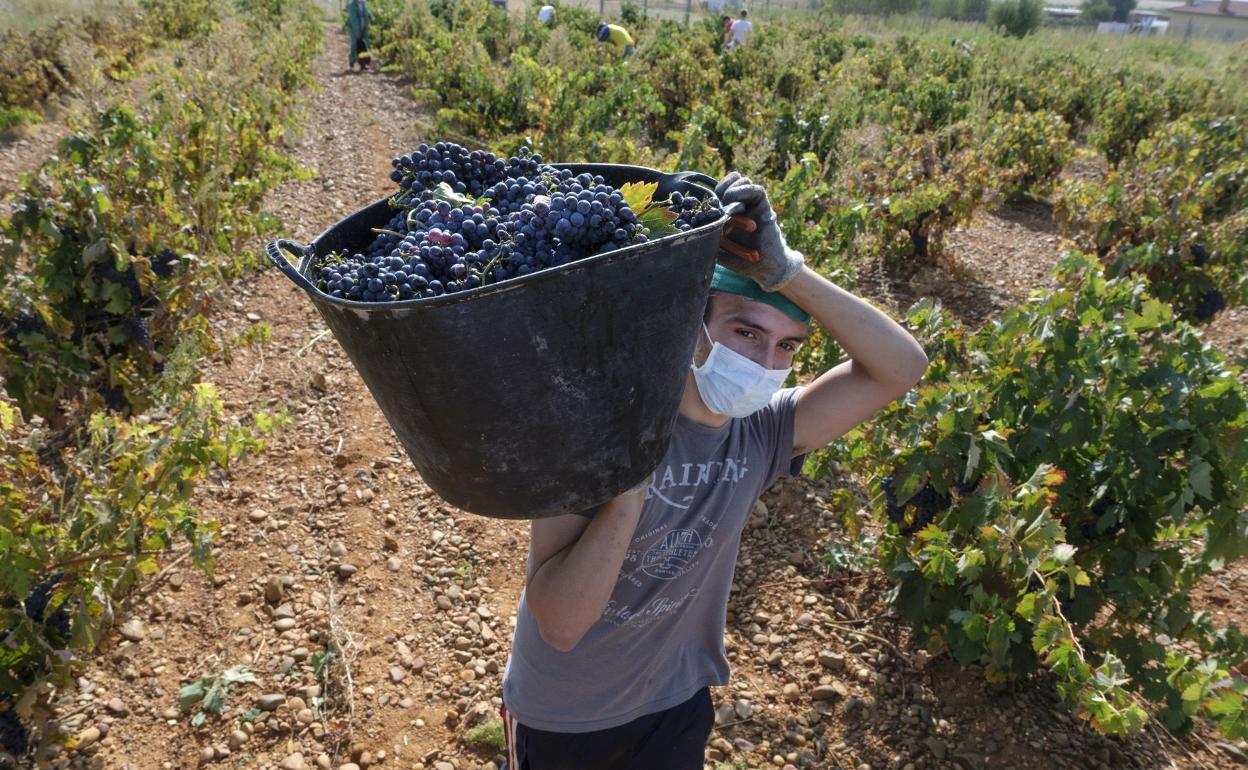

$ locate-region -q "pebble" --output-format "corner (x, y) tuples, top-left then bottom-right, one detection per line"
(247, 508), (269, 523)
(282, 753), (306, 770)
(811, 685), (841, 701)
(106, 698), (128, 716)
(274, 617), (297, 632)
(337, 563), (358, 578)
(1218, 742), (1248, 766)
(817, 650), (844, 671)
(199, 746), (216, 765)
(389, 666), (405, 682)
(76, 726), (101, 750)
(118, 620), (146, 642)
(257, 693), (286, 711)
(265, 576), (285, 605)
(339, 765), (361, 770)
(228, 730), (248, 750)
(782, 683), (801, 702)
(386, 556), (402, 571)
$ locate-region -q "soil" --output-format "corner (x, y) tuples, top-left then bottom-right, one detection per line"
(0, 109), (72, 208)
(27, 25), (1248, 770)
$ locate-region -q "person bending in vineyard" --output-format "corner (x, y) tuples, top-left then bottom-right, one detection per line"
(346, 0), (373, 71)
(498, 174), (929, 770)
(727, 8), (753, 50)
(596, 22), (636, 57)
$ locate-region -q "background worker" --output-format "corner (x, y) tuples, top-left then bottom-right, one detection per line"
(346, 0), (373, 71)
(727, 8), (753, 50)
(596, 22), (636, 57)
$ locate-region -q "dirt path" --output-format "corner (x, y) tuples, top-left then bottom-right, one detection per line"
(0, 119), (70, 201)
(44, 25), (1248, 770)
(47, 27), (531, 770)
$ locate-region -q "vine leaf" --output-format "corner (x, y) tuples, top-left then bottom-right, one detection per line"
(431, 182), (488, 208)
(619, 181), (657, 211)
(639, 205), (680, 237)
(621, 181), (680, 237)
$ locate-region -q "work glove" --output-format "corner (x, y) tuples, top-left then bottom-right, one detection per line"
(715, 172), (805, 292)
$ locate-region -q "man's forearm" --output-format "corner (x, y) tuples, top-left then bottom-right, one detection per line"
(780, 266), (928, 388)
(526, 494), (643, 652)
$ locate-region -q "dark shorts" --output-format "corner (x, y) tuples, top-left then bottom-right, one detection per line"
(501, 687), (714, 770)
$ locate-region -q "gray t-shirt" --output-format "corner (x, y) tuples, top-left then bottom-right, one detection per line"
(502, 387), (804, 733)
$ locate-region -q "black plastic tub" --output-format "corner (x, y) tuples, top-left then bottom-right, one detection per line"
(266, 164), (725, 520)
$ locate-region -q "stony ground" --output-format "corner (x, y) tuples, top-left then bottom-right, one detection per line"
(13, 23), (1248, 770)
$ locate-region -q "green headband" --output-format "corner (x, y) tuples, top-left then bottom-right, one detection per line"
(709, 264), (811, 324)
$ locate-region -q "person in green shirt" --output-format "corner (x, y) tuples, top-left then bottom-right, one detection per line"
(596, 22), (636, 57)
(346, 0), (373, 71)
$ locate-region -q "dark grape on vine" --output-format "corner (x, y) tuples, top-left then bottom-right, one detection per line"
(881, 475), (951, 536)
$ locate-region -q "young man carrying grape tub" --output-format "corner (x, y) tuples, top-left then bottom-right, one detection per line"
(499, 173), (929, 770)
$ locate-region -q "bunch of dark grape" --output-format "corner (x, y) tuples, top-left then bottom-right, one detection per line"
(22, 573), (71, 641)
(667, 191), (722, 231)
(316, 143), (694, 302)
(1193, 288), (1225, 322)
(882, 476), (951, 536)
(0, 311), (46, 347)
(321, 199), (505, 301)
(1073, 495), (1125, 542)
(389, 142), (509, 202)
(0, 693), (30, 759)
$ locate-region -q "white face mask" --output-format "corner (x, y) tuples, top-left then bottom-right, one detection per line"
(691, 325), (791, 418)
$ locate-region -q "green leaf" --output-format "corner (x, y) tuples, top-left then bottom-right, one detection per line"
(1188, 460), (1213, 500)
(963, 437), (982, 485)
(191, 710), (206, 727)
(638, 204), (680, 237)
(1016, 592), (1040, 622)
(221, 666), (256, 686)
(619, 181), (658, 212)
(1126, 298), (1168, 332)
(178, 680), (206, 710)
(956, 549), (985, 580)
(430, 182), (485, 208)
(1052, 543), (1077, 565)
(202, 681), (227, 715)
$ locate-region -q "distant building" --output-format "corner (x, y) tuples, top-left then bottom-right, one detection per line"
(1096, 11), (1170, 35)
(1167, 0), (1248, 41)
